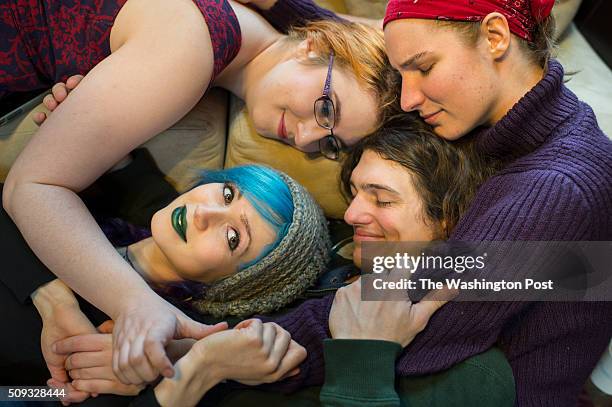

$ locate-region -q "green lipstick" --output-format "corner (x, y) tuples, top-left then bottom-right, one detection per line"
(171, 205), (187, 242)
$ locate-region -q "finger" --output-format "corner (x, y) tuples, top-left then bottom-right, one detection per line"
(55, 334), (109, 354)
(142, 334), (174, 379)
(46, 363), (70, 383)
(43, 94), (58, 111)
(261, 322), (278, 356)
(73, 379), (145, 396)
(47, 379), (90, 404)
(128, 335), (158, 382)
(33, 111), (47, 126)
(66, 75), (84, 90)
(267, 324), (290, 368)
(178, 319), (228, 340)
(234, 319), (256, 330)
(112, 335), (131, 385)
(97, 320), (115, 334)
(279, 367), (301, 381)
(118, 337), (144, 384)
(69, 366), (116, 381)
(267, 340), (306, 383)
(65, 351), (109, 370)
(51, 82), (68, 102)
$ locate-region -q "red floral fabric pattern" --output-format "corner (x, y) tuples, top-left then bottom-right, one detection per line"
(1, 0), (241, 99)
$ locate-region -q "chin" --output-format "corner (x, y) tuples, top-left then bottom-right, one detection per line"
(433, 125), (466, 141)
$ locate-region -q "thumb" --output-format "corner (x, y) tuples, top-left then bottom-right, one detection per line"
(176, 319), (228, 340)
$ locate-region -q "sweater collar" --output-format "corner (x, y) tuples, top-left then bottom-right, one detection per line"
(475, 60), (578, 159)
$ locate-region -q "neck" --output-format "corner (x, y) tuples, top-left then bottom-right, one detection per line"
(488, 54), (545, 125)
(127, 238), (183, 285)
(214, 36), (290, 100)
(211, 0), (287, 98)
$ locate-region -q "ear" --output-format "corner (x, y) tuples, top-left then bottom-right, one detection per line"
(480, 12), (511, 60)
(295, 38), (318, 61)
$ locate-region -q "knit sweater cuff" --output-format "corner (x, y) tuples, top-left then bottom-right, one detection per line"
(260, 0), (341, 33)
(320, 339), (402, 406)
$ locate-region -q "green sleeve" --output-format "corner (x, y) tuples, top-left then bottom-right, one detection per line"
(320, 339), (402, 407)
(397, 347), (516, 407)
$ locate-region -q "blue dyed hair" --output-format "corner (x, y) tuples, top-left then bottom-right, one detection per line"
(193, 165), (294, 270)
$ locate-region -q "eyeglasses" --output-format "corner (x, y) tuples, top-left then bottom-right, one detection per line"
(314, 51), (342, 160)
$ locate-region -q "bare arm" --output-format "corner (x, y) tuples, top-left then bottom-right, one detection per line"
(2, 7), (221, 382)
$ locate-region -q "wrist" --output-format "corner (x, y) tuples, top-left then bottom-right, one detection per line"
(31, 279), (79, 319)
(154, 349), (220, 406)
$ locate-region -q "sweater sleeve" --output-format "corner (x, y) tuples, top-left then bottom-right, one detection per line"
(258, 0), (342, 33)
(320, 339), (402, 407)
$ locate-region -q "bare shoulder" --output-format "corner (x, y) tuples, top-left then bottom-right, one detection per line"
(110, 0), (214, 52)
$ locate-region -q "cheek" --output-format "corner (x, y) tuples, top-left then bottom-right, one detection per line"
(376, 210), (404, 239)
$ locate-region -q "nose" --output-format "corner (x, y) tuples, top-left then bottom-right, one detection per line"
(193, 204), (226, 231)
(400, 74), (425, 112)
(344, 194), (373, 226)
(295, 120), (329, 149)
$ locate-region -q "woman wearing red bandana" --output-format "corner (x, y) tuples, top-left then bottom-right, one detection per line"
(233, 1), (612, 406)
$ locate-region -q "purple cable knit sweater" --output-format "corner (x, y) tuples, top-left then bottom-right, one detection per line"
(259, 2), (612, 405)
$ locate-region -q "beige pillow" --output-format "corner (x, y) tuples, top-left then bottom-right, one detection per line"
(344, 0), (386, 18)
(143, 88), (228, 192)
(224, 98), (348, 219)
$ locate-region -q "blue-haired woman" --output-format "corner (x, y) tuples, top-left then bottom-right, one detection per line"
(0, 158), (330, 399)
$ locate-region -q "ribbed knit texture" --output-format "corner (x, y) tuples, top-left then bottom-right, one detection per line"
(256, 17), (612, 401)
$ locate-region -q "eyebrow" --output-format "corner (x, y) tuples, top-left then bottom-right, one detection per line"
(234, 188), (252, 256)
(398, 51), (430, 70)
(350, 181), (401, 196)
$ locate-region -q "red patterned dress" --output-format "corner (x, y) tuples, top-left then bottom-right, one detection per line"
(0, 0), (242, 99)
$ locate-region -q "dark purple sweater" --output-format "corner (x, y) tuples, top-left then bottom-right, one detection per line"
(260, 2), (612, 405)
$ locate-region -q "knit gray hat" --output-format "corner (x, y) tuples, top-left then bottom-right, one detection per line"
(191, 171), (331, 317)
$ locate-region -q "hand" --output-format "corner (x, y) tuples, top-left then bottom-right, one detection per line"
(235, 0), (277, 10)
(33, 75), (84, 125)
(54, 333), (145, 397)
(31, 280), (95, 404)
(111, 294), (227, 384)
(191, 319), (306, 385)
(329, 278), (449, 347)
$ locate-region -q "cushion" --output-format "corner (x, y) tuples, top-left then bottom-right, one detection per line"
(224, 98), (348, 219)
(142, 88), (228, 193)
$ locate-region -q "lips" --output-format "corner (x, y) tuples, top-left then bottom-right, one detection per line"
(171, 205), (187, 242)
(353, 229), (384, 242)
(277, 111), (288, 139)
(421, 110), (442, 125)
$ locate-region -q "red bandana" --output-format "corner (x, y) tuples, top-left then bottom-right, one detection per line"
(383, 0), (554, 41)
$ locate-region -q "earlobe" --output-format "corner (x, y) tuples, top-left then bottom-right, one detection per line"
(481, 12), (511, 60)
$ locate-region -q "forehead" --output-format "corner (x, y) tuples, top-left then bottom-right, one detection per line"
(331, 68), (380, 145)
(383, 19), (455, 68)
(189, 184), (277, 265)
(351, 150), (414, 192)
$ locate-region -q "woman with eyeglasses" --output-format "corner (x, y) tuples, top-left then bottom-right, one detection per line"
(2, 0), (398, 386)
